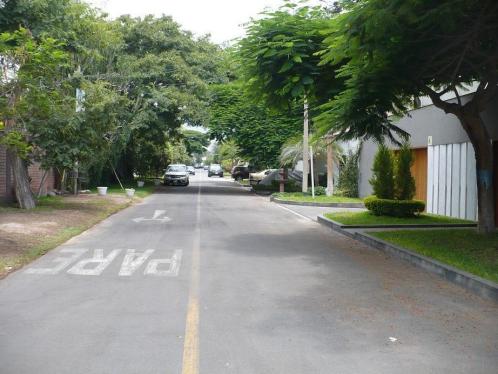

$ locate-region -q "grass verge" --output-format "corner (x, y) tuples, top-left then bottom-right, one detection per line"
(274, 192), (363, 203)
(325, 211), (474, 225)
(370, 229), (498, 283)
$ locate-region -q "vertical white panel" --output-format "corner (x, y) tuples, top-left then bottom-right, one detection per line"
(451, 144), (461, 218)
(445, 145), (452, 216)
(438, 145), (447, 215)
(427, 146), (434, 213)
(466, 143), (478, 220)
(433, 146), (440, 215)
(459, 143), (467, 219)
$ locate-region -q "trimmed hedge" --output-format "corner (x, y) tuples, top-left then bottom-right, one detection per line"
(364, 195), (425, 217)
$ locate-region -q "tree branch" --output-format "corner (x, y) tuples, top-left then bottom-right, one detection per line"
(421, 85), (460, 115)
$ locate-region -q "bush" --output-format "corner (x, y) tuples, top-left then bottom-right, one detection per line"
(337, 146), (360, 198)
(309, 186), (326, 195)
(369, 143), (394, 199)
(364, 195), (425, 217)
(394, 142), (416, 200)
(253, 179), (300, 192)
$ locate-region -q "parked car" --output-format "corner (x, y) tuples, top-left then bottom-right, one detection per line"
(187, 166), (195, 175)
(164, 164), (189, 186)
(231, 165), (255, 180)
(208, 164), (224, 177)
(203, 165), (209, 170)
(249, 169), (277, 185)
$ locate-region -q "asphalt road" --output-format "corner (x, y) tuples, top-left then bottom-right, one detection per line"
(1, 170), (497, 374)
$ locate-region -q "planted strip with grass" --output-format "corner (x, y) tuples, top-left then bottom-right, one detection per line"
(274, 192), (363, 203)
(370, 229), (498, 283)
(325, 211), (474, 225)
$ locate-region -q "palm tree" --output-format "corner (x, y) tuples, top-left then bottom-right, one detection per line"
(279, 135), (343, 192)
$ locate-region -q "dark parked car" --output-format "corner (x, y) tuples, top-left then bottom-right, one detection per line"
(231, 165), (254, 181)
(208, 164), (224, 177)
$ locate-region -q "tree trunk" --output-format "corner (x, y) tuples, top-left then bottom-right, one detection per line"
(461, 112), (495, 233)
(9, 150), (36, 209)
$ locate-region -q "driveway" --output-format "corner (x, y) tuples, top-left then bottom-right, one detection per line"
(1, 170), (497, 374)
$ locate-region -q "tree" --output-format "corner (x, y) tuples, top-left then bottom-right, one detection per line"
(182, 129), (209, 162)
(239, 2), (343, 191)
(208, 82), (301, 168)
(317, 0), (498, 232)
(369, 144), (394, 199)
(337, 145), (361, 198)
(394, 142), (416, 200)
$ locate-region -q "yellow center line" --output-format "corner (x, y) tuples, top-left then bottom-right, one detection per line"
(182, 183), (201, 374)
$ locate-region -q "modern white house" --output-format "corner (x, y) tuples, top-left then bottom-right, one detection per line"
(358, 86), (498, 221)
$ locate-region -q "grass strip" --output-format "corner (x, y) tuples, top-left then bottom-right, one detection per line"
(370, 229), (498, 283)
(274, 192), (363, 203)
(325, 211), (474, 225)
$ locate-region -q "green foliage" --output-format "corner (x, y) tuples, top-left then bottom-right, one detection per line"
(337, 145), (361, 198)
(369, 143), (394, 199)
(394, 142), (416, 200)
(182, 129), (209, 160)
(311, 186), (327, 196)
(208, 82), (301, 168)
(364, 196), (425, 217)
(239, 3), (342, 108)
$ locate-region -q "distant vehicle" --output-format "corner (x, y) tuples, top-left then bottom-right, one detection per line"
(164, 164), (189, 186)
(194, 163), (202, 169)
(249, 169), (277, 185)
(187, 166), (195, 175)
(231, 165), (254, 181)
(203, 165), (209, 170)
(208, 164), (224, 177)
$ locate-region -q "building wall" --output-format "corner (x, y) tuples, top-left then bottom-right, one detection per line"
(359, 93), (498, 199)
(28, 163), (56, 196)
(427, 142), (477, 220)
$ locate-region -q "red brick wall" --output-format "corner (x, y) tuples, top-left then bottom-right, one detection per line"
(0, 145), (7, 198)
(0, 146), (56, 199)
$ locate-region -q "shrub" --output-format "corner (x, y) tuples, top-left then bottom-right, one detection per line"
(394, 142), (416, 200)
(364, 195), (425, 217)
(337, 146), (361, 198)
(369, 143), (394, 199)
(309, 186), (326, 195)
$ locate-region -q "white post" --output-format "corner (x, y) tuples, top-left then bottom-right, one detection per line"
(310, 145), (315, 199)
(326, 137), (334, 196)
(302, 98), (309, 193)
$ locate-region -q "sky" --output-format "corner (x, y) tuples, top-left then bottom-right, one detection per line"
(86, 0), (296, 44)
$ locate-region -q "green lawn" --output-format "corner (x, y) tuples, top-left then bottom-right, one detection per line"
(273, 192), (363, 203)
(370, 229), (498, 283)
(325, 211), (474, 225)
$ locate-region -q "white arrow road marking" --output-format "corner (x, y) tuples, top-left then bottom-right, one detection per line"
(132, 209), (171, 223)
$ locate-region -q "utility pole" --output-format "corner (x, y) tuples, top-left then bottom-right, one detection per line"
(302, 98), (309, 193)
(326, 134), (334, 196)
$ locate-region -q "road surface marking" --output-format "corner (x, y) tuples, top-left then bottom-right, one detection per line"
(274, 203), (314, 222)
(133, 209), (171, 223)
(119, 249), (155, 276)
(144, 250), (183, 276)
(182, 183), (201, 374)
(25, 248), (88, 274)
(67, 249), (122, 275)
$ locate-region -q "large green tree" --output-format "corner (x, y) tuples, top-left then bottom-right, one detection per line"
(317, 0), (498, 232)
(208, 82), (301, 168)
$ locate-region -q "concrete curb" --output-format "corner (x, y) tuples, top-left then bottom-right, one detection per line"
(317, 215), (477, 229)
(317, 215), (498, 302)
(270, 195), (365, 208)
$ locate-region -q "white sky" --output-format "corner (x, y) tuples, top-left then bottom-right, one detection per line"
(86, 0), (296, 44)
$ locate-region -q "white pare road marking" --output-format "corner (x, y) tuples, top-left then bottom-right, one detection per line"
(144, 249), (182, 276)
(118, 249), (155, 276)
(67, 249), (122, 276)
(133, 209), (171, 223)
(25, 248), (183, 277)
(25, 248), (88, 275)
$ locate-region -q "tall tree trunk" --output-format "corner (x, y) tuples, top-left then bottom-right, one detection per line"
(302, 98), (309, 193)
(9, 150), (36, 209)
(460, 112), (495, 233)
